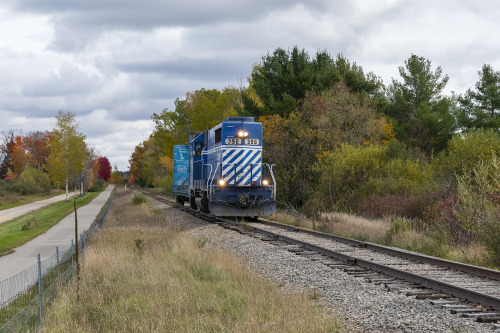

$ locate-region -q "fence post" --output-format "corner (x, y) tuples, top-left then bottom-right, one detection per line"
(71, 239), (74, 273)
(83, 234), (86, 253)
(56, 246), (60, 283)
(37, 253), (43, 328)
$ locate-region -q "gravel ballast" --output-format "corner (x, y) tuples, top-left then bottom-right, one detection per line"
(153, 200), (496, 332)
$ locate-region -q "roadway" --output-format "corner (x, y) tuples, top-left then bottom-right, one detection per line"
(0, 185), (114, 280)
(0, 193), (73, 224)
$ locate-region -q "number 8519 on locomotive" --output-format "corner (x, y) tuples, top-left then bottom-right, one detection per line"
(172, 117), (276, 217)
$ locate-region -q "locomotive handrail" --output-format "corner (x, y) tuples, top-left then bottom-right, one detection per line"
(208, 163), (220, 200)
(204, 164), (213, 186)
(270, 164), (276, 200)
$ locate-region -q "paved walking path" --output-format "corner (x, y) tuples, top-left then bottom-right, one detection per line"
(0, 185), (114, 280)
(0, 193), (73, 224)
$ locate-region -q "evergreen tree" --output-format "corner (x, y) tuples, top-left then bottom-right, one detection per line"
(457, 64), (500, 130)
(387, 54), (455, 154)
(250, 47), (383, 117)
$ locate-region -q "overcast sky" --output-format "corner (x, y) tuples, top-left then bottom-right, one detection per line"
(1, 0), (499, 170)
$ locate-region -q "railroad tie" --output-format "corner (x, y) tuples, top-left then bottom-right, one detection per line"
(450, 308), (483, 314)
(461, 312), (500, 319)
(476, 316), (500, 323)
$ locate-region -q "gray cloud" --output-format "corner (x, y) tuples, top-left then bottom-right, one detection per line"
(2, 0), (500, 169)
(22, 64), (101, 97)
(117, 57), (245, 81)
(15, 0), (328, 26)
(14, 0), (329, 52)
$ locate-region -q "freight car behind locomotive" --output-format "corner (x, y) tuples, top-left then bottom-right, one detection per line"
(173, 116), (276, 217)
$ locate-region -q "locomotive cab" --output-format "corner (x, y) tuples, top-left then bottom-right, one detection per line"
(178, 116), (276, 217)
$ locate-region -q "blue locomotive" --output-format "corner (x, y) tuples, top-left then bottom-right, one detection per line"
(172, 116), (276, 217)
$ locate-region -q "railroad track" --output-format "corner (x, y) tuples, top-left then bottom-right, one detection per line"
(139, 190), (500, 329)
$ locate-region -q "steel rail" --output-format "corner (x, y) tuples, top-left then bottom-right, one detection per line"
(251, 225), (500, 311)
(256, 219), (500, 282)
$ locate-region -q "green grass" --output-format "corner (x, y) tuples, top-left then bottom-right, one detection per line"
(0, 190), (66, 211)
(0, 191), (101, 256)
(131, 193), (147, 205)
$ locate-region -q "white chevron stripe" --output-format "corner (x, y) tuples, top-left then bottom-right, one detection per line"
(228, 150), (252, 166)
(252, 169), (262, 182)
(221, 148), (262, 186)
(223, 150), (256, 171)
(223, 148), (260, 158)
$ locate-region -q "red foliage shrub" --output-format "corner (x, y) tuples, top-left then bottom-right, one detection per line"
(98, 157), (112, 181)
(423, 196), (475, 245)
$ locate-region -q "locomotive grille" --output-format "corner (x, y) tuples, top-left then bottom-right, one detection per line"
(222, 148), (262, 186)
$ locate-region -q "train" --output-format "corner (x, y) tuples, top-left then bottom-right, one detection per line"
(172, 116), (276, 217)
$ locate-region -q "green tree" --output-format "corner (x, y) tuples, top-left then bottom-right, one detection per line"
(387, 54), (455, 153)
(151, 87), (241, 162)
(185, 88), (240, 130)
(457, 64), (500, 130)
(47, 111), (87, 201)
(455, 154), (500, 266)
(151, 99), (190, 164)
(252, 47), (312, 116)
(251, 47), (383, 117)
(441, 128), (500, 178)
(19, 166), (51, 194)
(111, 164), (124, 185)
(240, 68), (266, 117)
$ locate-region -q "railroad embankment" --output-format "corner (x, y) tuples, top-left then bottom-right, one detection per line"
(269, 210), (496, 271)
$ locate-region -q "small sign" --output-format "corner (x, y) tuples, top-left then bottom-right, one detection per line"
(225, 138), (241, 145)
(245, 138), (259, 145)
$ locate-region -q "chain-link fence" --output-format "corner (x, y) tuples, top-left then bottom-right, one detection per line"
(0, 187), (116, 332)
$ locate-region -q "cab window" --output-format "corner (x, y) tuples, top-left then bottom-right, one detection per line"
(194, 142), (204, 156)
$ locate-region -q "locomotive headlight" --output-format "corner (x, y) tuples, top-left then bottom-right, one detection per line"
(262, 179), (269, 186)
(219, 179), (225, 186)
(238, 131), (249, 138)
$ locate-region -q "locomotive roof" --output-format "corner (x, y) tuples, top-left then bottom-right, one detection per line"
(223, 117), (255, 122)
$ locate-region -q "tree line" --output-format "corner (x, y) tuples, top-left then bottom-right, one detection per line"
(0, 111), (114, 199)
(130, 47), (499, 264)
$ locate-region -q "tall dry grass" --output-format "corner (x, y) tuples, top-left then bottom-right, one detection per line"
(318, 212), (391, 243)
(43, 189), (343, 332)
(271, 209), (492, 267)
(270, 211), (390, 243)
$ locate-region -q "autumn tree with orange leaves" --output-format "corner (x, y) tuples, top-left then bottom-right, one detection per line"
(0, 130), (51, 178)
(10, 136), (29, 176)
(24, 131), (51, 169)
